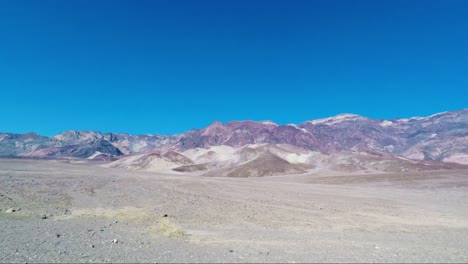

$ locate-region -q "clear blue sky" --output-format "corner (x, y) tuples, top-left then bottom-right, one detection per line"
(1, 0), (467, 135)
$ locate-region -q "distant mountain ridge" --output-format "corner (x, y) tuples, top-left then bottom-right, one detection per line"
(1, 109), (467, 168)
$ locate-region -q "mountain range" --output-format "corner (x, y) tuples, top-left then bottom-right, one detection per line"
(1, 109), (467, 176)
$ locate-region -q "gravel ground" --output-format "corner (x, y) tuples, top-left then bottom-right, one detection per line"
(1, 159), (467, 263)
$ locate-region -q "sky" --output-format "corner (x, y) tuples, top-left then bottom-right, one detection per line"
(0, 0), (467, 135)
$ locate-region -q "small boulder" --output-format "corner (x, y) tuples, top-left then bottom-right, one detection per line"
(112, 239), (118, 244)
(5, 208), (15, 213)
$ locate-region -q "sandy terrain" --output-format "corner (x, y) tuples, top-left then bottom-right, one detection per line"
(1, 158), (467, 263)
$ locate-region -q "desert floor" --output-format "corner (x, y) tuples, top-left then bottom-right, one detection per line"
(1, 159), (467, 263)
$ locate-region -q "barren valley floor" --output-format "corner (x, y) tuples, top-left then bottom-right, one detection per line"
(1, 159), (467, 263)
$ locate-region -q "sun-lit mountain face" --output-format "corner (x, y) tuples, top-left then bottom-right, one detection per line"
(1, 109), (467, 175)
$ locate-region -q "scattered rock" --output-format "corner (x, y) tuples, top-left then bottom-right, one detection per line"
(112, 239), (118, 243)
(90, 244), (95, 248)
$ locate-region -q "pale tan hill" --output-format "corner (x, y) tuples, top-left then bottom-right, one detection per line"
(105, 144), (465, 177)
(202, 151), (312, 177)
(178, 144), (316, 177)
(104, 151), (193, 172)
(324, 151), (466, 174)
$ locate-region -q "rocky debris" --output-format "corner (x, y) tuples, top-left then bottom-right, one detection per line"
(1, 159), (468, 263)
(5, 208), (17, 213)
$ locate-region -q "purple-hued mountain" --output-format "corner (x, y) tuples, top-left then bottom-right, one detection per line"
(1, 109), (467, 165)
